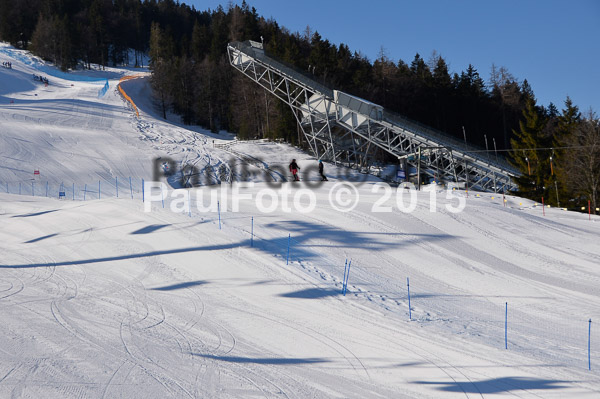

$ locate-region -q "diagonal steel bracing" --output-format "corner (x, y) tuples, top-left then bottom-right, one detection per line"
(228, 41), (519, 192)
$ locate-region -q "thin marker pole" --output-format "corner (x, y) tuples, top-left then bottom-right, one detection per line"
(72, 183), (75, 200)
(251, 217), (254, 247)
(99, 180), (101, 199)
(589, 200), (592, 221)
(6, 182), (9, 193)
(19, 182), (21, 195)
(129, 176), (133, 199)
(116, 176), (118, 197)
(45, 181), (48, 197)
(32, 181), (34, 196)
(344, 260), (352, 295)
(542, 196), (545, 216)
(142, 179), (145, 202)
(342, 259), (348, 293)
(589, 319), (592, 371)
(218, 201), (221, 229)
(161, 187), (164, 208)
(286, 233), (290, 265)
(505, 302), (508, 349)
(407, 277), (412, 320)
(84, 184), (87, 201)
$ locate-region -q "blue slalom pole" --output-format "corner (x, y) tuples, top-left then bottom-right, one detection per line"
(342, 259), (348, 293)
(286, 233), (290, 265)
(72, 183), (75, 200)
(218, 201), (221, 229)
(251, 217), (254, 247)
(84, 184), (87, 201)
(343, 260), (352, 295)
(589, 319), (592, 371)
(505, 302), (508, 349)
(129, 176), (133, 199)
(116, 176), (118, 197)
(161, 187), (164, 208)
(407, 277), (412, 320)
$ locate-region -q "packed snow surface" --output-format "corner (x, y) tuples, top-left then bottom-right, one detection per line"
(1, 43), (600, 398)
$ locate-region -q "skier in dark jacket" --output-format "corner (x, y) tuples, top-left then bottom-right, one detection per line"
(318, 160), (328, 181)
(289, 159), (300, 181)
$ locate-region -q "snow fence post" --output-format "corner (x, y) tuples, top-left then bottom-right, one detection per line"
(286, 233), (290, 265)
(407, 277), (412, 320)
(343, 260), (352, 296)
(505, 302), (508, 349)
(129, 177), (133, 199)
(589, 319), (592, 370)
(251, 217), (254, 247)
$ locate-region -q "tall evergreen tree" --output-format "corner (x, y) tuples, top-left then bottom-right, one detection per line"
(191, 19), (210, 62)
(510, 98), (551, 199)
(410, 53), (430, 81)
(551, 97), (582, 205)
(149, 22), (174, 119)
(431, 55), (451, 130)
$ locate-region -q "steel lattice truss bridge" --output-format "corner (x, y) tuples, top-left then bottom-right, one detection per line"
(228, 41), (519, 192)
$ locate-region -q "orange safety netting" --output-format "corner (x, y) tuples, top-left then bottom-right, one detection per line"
(117, 75), (142, 118)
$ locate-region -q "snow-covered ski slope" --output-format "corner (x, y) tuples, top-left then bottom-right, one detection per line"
(1, 43), (600, 398)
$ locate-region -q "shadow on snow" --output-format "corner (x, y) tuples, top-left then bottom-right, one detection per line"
(149, 280), (208, 291)
(415, 377), (569, 394)
(279, 287), (340, 299)
(191, 353), (329, 365)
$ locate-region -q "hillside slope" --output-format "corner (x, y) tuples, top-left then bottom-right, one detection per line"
(1, 43), (599, 398)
